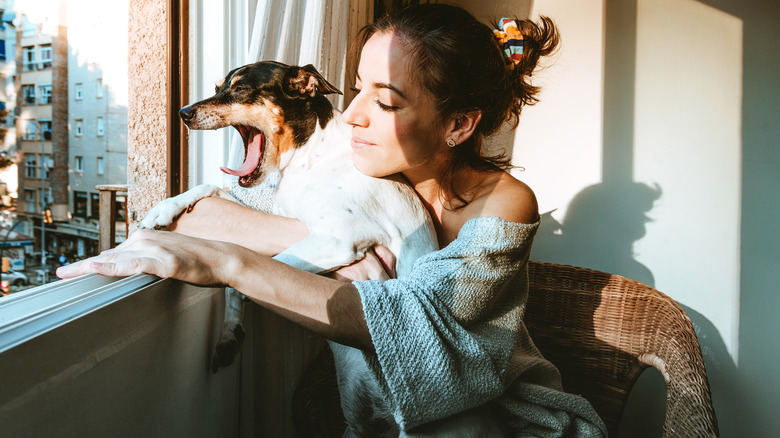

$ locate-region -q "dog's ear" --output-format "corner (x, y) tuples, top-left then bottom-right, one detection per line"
(286, 64), (342, 97)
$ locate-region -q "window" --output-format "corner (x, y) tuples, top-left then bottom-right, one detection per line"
(22, 85), (35, 105)
(25, 189), (37, 213)
(96, 78), (104, 98)
(25, 154), (37, 178)
(75, 119), (83, 136)
(38, 120), (52, 139)
(90, 193), (100, 219)
(75, 83), (83, 100)
(97, 157), (104, 175)
(39, 45), (52, 69)
(23, 121), (37, 140)
(38, 84), (52, 105)
(23, 46), (36, 71)
(97, 117), (104, 136)
(116, 195), (127, 222)
(75, 156), (84, 172)
(73, 191), (88, 218)
(43, 155), (53, 179)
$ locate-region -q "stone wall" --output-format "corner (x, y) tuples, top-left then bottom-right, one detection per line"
(127, 0), (170, 227)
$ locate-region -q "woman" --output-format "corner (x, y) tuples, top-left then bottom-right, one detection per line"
(59, 4), (605, 437)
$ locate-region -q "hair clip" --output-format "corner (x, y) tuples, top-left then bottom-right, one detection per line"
(493, 18), (524, 65)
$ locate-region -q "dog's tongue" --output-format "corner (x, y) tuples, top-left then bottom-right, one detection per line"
(220, 130), (264, 177)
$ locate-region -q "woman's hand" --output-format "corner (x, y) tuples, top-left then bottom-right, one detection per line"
(56, 229), (238, 286)
(329, 245), (397, 282)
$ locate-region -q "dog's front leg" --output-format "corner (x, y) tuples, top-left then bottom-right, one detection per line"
(139, 183), (236, 230)
(211, 287), (248, 373)
(273, 233), (368, 274)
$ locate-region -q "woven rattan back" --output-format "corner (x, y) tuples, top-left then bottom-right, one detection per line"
(525, 261), (719, 437)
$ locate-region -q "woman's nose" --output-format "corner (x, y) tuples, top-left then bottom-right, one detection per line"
(342, 94), (367, 127)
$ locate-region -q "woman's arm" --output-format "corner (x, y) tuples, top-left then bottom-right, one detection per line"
(56, 229), (373, 350)
(167, 197), (309, 256)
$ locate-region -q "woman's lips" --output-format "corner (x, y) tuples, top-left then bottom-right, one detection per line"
(350, 136), (375, 150)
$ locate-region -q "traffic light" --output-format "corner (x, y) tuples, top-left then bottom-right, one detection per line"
(2, 256), (8, 273)
(43, 208), (53, 224)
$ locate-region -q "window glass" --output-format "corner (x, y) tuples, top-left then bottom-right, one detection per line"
(73, 191), (88, 218)
(4, 0), (129, 287)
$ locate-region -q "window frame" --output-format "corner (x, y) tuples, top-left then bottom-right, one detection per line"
(73, 191), (88, 218)
(22, 84), (35, 105)
(38, 83), (52, 105)
(25, 154), (37, 179)
(39, 44), (52, 69)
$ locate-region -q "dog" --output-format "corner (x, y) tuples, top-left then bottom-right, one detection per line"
(139, 61), (450, 435)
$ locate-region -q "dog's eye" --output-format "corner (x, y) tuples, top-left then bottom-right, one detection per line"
(232, 85), (249, 92)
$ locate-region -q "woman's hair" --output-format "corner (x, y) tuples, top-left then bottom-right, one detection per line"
(349, 3), (559, 207)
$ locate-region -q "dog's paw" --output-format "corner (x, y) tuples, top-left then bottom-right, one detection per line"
(138, 197), (191, 230)
(211, 323), (246, 373)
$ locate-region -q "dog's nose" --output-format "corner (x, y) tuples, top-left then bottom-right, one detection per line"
(179, 106), (194, 123)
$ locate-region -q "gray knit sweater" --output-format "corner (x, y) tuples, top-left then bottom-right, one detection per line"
(356, 217), (606, 437)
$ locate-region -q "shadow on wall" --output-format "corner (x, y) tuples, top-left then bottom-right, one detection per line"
(531, 179), (744, 437)
(533, 181), (661, 286)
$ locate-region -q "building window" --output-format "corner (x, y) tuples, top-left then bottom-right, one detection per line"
(43, 155), (53, 179)
(116, 195), (127, 222)
(25, 154), (37, 178)
(38, 120), (52, 139)
(96, 78), (104, 98)
(23, 121), (37, 140)
(73, 191), (88, 218)
(38, 84), (52, 104)
(25, 190), (36, 213)
(75, 156), (84, 172)
(75, 83), (83, 100)
(23, 46), (36, 71)
(75, 119), (83, 136)
(97, 117), (104, 136)
(90, 193), (100, 219)
(97, 157), (105, 175)
(22, 85), (35, 105)
(39, 44), (52, 69)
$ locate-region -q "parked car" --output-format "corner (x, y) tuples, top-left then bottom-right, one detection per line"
(2, 269), (29, 287)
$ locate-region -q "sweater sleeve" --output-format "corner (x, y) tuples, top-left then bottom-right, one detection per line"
(354, 217), (541, 430)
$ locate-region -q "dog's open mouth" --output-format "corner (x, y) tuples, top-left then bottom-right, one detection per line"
(219, 125), (264, 187)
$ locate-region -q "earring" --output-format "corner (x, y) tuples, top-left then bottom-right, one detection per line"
(447, 139), (456, 148)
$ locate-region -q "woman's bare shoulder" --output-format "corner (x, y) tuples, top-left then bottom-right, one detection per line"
(478, 172), (539, 225)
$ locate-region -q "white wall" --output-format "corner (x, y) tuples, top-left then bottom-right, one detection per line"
(483, 0), (779, 436)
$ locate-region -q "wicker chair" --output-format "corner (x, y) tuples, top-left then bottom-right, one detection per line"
(294, 261), (719, 437)
(525, 261), (719, 437)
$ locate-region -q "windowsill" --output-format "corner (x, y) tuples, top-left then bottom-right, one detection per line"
(0, 273), (163, 353)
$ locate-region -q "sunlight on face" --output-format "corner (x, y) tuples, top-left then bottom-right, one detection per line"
(342, 32), (451, 182)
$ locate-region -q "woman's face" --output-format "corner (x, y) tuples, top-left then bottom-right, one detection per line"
(342, 32), (450, 180)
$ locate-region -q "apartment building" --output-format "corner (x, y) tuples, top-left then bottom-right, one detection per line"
(8, 0), (127, 268)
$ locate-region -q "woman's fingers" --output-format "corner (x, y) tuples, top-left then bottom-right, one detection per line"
(373, 245), (397, 278)
(329, 245), (396, 282)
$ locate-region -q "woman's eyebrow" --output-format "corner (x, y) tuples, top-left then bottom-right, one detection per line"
(373, 81), (407, 99)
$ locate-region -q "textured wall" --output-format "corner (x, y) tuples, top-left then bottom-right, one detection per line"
(127, 0), (169, 227)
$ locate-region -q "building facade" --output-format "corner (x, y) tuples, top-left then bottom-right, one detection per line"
(4, 0), (127, 272)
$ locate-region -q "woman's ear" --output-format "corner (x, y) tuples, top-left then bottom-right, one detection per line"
(447, 110), (482, 146)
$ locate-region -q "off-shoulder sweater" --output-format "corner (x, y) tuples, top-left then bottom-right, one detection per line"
(355, 217), (606, 437)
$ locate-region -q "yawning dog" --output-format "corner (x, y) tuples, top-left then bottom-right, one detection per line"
(139, 61), (448, 435)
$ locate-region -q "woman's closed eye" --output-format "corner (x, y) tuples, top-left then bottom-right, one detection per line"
(374, 98), (399, 112)
(351, 85), (400, 112)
